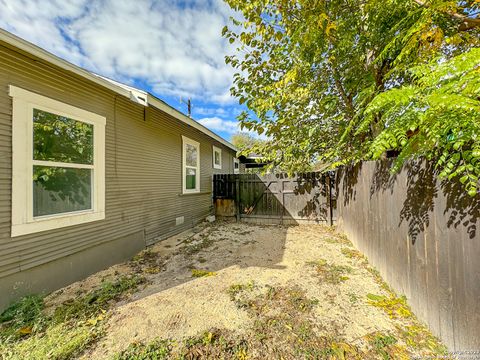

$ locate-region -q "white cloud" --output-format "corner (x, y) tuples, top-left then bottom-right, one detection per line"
(198, 116), (239, 133)
(193, 106), (227, 117)
(0, 0), (239, 104)
(197, 116), (268, 142)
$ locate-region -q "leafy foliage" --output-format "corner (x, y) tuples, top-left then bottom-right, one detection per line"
(224, 0), (480, 194)
(33, 108), (95, 213)
(33, 109), (93, 165)
(230, 132), (265, 153)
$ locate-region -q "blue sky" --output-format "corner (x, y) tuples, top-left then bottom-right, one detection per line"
(0, 0), (247, 142)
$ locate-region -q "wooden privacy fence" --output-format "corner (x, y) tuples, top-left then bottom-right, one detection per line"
(213, 172), (335, 225)
(336, 160), (480, 351)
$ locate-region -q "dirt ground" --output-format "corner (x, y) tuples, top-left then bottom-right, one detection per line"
(41, 221), (444, 359)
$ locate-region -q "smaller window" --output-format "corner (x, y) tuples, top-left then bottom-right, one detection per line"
(213, 146), (222, 169)
(182, 136), (200, 193)
(234, 158), (240, 174)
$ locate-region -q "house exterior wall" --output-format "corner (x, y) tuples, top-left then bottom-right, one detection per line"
(0, 41), (236, 309)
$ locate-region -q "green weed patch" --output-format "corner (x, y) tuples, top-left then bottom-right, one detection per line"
(0, 275), (145, 360)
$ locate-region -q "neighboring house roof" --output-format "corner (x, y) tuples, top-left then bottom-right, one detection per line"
(238, 154), (269, 168)
(0, 28), (236, 152)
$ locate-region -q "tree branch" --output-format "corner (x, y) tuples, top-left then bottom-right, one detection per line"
(331, 67), (355, 119)
(413, 0), (480, 30)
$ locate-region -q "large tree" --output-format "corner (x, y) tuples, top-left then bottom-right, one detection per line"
(223, 0), (480, 195)
(231, 132), (265, 152)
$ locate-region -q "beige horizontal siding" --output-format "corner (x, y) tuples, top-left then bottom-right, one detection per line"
(0, 41), (236, 278)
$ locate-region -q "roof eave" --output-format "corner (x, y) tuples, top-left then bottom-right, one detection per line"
(0, 29), (132, 99)
(147, 95), (237, 151)
(0, 28), (237, 152)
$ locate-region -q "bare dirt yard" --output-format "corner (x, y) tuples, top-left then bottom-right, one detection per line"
(1, 221), (446, 359)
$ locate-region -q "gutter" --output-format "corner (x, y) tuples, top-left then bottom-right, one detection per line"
(0, 28), (237, 152)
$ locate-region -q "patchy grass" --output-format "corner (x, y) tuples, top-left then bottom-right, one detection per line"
(114, 329), (248, 360)
(0, 295), (44, 340)
(182, 329), (249, 359)
(398, 324), (447, 354)
(118, 285), (438, 359)
(0, 275), (145, 360)
(191, 269), (216, 278)
(222, 285), (344, 358)
(323, 233), (353, 246)
(227, 281), (255, 299)
(366, 293), (412, 319)
(113, 339), (173, 360)
(114, 286), (346, 359)
(131, 249), (160, 271)
(183, 232), (215, 255)
(227, 281), (256, 309)
(365, 294), (447, 356)
(143, 266), (161, 274)
(1, 322), (101, 360)
(341, 247), (365, 260)
(364, 332), (409, 360)
(307, 259), (353, 284)
(113, 282), (444, 359)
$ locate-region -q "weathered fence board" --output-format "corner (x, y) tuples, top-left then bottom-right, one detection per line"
(336, 160), (480, 351)
(213, 172), (335, 225)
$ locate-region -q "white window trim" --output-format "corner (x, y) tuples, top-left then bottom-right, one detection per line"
(234, 158), (240, 174)
(9, 85), (106, 237)
(212, 145), (222, 170)
(182, 136), (200, 194)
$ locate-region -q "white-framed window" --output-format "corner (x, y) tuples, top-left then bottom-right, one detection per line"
(182, 136), (200, 193)
(9, 86), (106, 237)
(212, 146), (222, 169)
(234, 158), (240, 174)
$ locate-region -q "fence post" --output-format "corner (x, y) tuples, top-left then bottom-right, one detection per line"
(235, 177), (240, 222)
(327, 172), (334, 226)
(280, 179), (284, 225)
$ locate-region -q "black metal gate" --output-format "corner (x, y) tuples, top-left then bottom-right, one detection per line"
(213, 172), (335, 225)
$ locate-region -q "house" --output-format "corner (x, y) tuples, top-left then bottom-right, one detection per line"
(238, 153), (269, 173)
(0, 29), (237, 309)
